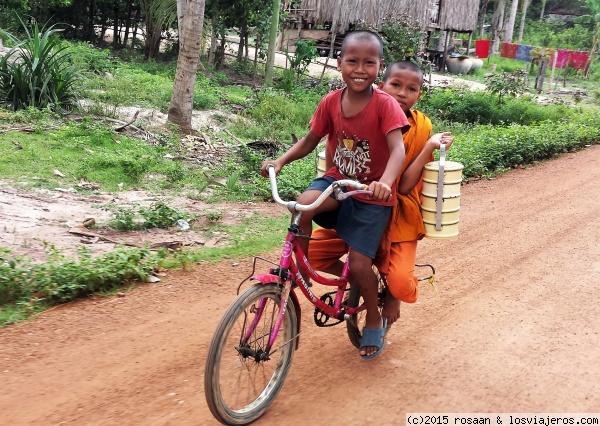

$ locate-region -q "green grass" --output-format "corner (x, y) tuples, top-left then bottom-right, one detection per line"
(161, 213), (289, 266)
(0, 118), (214, 192)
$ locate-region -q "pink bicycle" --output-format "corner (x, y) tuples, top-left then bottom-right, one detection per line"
(204, 165), (434, 425)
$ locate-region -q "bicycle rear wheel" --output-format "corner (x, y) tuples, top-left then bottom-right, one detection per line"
(204, 284), (298, 425)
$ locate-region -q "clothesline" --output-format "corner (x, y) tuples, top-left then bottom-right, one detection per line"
(500, 42), (589, 70)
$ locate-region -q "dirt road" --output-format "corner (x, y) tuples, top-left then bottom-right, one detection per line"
(1, 145), (600, 425)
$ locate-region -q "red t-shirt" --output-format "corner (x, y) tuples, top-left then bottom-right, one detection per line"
(310, 88), (409, 206)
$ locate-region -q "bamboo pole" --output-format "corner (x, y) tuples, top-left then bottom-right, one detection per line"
(320, 0), (341, 82)
(548, 50), (557, 92)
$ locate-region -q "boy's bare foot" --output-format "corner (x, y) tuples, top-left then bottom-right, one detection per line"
(382, 291), (400, 327)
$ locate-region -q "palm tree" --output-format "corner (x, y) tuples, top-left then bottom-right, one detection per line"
(168, 0), (206, 132)
(517, 0), (532, 43)
(264, 0), (281, 86)
(503, 0), (519, 42)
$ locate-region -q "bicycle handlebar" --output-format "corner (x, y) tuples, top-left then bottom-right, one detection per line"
(266, 164), (369, 212)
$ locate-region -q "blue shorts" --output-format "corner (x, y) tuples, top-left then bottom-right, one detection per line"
(306, 176), (391, 259)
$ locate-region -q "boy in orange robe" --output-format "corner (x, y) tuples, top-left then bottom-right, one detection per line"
(308, 60), (454, 326)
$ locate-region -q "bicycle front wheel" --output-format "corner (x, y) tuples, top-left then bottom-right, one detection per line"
(204, 284), (298, 425)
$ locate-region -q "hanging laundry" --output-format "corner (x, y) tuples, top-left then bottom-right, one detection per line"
(554, 49), (571, 69)
(500, 42), (518, 59)
(515, 44), (534, 62)
(569, 51), (589, 70)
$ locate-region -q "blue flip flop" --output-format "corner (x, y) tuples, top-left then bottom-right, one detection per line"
(359, 318), (387, 360)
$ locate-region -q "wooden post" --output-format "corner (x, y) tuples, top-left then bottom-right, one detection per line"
(320, 29), (338, 82)
(440, 30), (451, 74)
(320, 0), (341, 82)
(535, 57), (549, 93)
(466, 31), (473, 55)
(548, 50), (557, 92)
(561, 52), (571, 87)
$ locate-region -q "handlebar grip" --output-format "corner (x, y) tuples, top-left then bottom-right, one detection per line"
(336, 189), (373, 201)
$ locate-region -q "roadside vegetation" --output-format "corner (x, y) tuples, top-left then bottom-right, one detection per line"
(1, 17), (600, 325)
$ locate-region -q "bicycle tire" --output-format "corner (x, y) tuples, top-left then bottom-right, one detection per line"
(345, 283), (364, 349)
(204, 283), (298, 425)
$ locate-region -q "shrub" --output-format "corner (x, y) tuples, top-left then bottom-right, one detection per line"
(448, 111), (600, 177)
(485, 69), (529, 103)
(284, 39), (319, 84)
(0, 20), (80, 112)
(420, 87), (569, 126)
(356, 13), (427, 64)
(0, 245), (160, 309)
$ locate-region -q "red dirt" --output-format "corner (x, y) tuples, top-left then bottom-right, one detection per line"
(1, 145), (600, 425)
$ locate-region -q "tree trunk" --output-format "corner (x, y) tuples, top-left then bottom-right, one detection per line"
(490, 0), (506, 54)
(123, 1), (133, 48)
(502, 0), (519, 42)
(478, 0), (489, 38)
(265, 0), (281, 86)
(540, 0), (548, 20)
(113, 1), (120, 48)
(215, 35), (226, 69)
(518, 0), (532, 43)
(87, 0), (95, 42)
(584, 24), (599, 77)
(237, 13), (247, 62)
(168, 0), (206, 133)
(131, 5), (140, 50)
(144, 7), (162, 58)
(177, 0), (185, 32)
(208, 18), (218, 64)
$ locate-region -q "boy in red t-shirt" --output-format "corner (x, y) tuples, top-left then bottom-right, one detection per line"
(261, 30), (408, 359)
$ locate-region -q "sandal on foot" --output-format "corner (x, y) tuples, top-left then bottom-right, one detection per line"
(359, 318), (387, 360)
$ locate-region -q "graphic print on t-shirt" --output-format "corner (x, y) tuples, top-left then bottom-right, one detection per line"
(333, 132), (371, 180)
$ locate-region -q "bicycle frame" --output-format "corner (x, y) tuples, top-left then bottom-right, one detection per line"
(240, 165), (377, 357)
(245, 223), (370, 356)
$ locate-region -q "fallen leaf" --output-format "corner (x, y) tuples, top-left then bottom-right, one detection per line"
(53, 169), (65, 178)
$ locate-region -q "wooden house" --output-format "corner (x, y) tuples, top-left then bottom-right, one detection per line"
(278, 0), (480, 70)
(547, 2), (590, 22)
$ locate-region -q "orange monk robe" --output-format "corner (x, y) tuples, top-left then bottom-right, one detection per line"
(309, 110), (433, 276)
(374, 109), (432, 275)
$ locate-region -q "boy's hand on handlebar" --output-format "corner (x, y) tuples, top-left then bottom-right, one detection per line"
(260, 159), (283, 178)
(367, 181), (392, 202)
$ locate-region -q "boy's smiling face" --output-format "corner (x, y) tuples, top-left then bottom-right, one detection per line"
(378, 68), (423, 112)
(337, 39), (383, 94)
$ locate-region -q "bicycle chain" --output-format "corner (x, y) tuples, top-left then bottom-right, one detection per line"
(313, 291), (345, 327)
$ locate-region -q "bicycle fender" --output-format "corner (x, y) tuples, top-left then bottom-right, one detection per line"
(252, 274), (302, 350)
(253, 273), (284, 285)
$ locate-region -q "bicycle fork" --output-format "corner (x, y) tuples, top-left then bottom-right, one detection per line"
(238, 281), (296, 362)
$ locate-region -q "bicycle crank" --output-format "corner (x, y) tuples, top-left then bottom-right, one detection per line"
(313, 291), (344, 327)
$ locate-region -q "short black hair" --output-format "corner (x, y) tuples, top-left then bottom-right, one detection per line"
(340, 30), (384, 58)
(382, 60), (424, 84)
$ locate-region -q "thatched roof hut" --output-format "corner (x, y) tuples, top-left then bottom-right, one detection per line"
(280, 0), (480, 72)
(286, 0), (480, 33)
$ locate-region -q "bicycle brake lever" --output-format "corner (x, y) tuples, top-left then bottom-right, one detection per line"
(336, 189), (373, 201)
